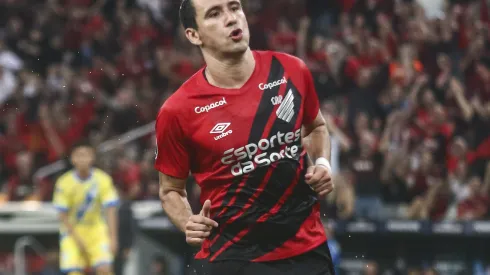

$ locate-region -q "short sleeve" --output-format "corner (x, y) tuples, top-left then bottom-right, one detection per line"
(52, 179), (69, 212)
(154, 104), (190, 179)
(101, 175), (119, 208)
(301, 61), (320, 126)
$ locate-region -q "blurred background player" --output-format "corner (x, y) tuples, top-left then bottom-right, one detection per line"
(52, 140), (119, 275)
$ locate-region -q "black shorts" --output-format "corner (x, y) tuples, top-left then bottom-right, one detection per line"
(189, 242), (335, 275)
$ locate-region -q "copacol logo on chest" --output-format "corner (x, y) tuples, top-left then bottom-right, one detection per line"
(259, 76), (287, 91)
(220, 129), (302, 176)
(195, 97), (227, 114)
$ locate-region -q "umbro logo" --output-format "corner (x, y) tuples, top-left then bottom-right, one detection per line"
(211, 122), (233, 140)
(210, 122), (230, 134)
(275, 89), (295, 123)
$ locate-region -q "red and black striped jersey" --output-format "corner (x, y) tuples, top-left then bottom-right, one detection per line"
(154, 50), (327, 262)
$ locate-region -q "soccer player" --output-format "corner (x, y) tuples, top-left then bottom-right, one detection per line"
(52, 140), (119, 275)
(155, 0), (335, 274)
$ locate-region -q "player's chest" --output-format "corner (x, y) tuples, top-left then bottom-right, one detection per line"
(187, 84), (305, 157)
(71, 182), (100, 204)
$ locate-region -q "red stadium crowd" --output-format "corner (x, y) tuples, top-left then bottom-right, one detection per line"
(0, 0), (490, 223)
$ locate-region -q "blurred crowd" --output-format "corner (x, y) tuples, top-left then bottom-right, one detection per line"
(312, 0), (490, 222)
(0, 0), (489, 224)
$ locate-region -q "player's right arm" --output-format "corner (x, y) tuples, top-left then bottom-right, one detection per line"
(52, 177), (87, 253)
(58, 213), (87, 254)
(158, 173), (193, 232)
(155, 102), (218, 245)
(159, 173), (217, 245)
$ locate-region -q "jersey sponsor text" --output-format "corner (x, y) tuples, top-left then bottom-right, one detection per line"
(195, 97), (227, 113)
(259, 76), (287, 91)
(221, 129), (301, 176)
(215, 129), (233, 140)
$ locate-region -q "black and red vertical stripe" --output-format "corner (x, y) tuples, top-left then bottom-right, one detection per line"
(196, 56), (319, 262)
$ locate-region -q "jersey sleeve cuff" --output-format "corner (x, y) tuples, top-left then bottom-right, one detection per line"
(103, 199), (119, 208)
(154, 165), (189, 179)
(303, 108), (320, 126)
(53, 204), (69, 212)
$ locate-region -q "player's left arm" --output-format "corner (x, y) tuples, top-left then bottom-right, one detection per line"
(106, 205), (118, 255)
(101, 175), (120, 254)
(300, 60), (334, 197)
(303, 112), (331, 163)
(303, 112), (334, 196)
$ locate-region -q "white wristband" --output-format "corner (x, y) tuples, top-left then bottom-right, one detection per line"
(315, 157), (332, 174)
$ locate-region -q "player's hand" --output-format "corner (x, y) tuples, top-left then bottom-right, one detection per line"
(74, 236), (90, 261)
(305, 165), (334, 197)
(123, 248), (131, 260)
(185, 200), (218, 247)
(110, 238), (119, 255)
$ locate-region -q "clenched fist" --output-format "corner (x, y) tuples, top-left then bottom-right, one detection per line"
(305, 165), (334, 197)
(185, 200), (219, 246)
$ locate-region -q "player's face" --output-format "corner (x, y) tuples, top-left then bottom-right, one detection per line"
(188, 0), (250, 56)
(70, 146), (95, 172)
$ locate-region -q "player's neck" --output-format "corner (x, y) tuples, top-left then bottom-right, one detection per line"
(203, 49), (255, 89)
(76, 169), (92, 180)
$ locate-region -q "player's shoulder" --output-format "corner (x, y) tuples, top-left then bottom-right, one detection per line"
(93, 168), (112, 182)
(256, 50), (308, 69)
(156, 69), (204, 119)
(56, 170), (74, 185)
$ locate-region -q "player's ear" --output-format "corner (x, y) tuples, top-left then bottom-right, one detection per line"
(185, 28), (202, 46)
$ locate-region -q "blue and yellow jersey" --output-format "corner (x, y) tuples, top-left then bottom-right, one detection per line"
(52, 168), (119, 233)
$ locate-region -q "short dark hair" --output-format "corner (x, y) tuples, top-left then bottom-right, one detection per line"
(480, 56), (490, 70)
(70, 139), (94, 155)
(180, 0), (198, 30)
